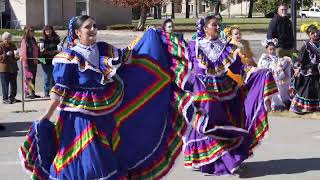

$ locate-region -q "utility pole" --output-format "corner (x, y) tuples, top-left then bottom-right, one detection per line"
(193, 0), (198, 18)
(291, 0), (297, 50)
(44, 0), (48, 25)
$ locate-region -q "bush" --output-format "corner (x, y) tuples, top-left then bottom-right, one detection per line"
(106, 24), (136, 30)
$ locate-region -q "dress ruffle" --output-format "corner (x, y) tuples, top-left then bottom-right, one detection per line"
(19, 120), (57, 180)
(51, 76), (124, 115)
(193, 74), (240, 102)
(290, 74), (320, 113)
(160, 30), (193, 90)
(183, 127), (245, 171)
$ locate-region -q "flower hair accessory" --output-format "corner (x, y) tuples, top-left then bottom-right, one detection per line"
(196, 18), (205, 38)
(261, 38), (278, 48)
(300, 22), (320, 32)
(223, 25), (240, 38)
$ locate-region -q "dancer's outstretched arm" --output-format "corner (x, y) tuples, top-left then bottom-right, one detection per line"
(40, 99), (60, 121)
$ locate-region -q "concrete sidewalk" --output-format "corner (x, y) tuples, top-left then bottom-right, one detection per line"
(0, 95), (50, 123)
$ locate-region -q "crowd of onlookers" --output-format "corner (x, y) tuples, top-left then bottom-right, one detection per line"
(0, 25), (61, 130)
(0, 25), (61, 105)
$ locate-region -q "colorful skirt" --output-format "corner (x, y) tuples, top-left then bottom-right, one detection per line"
(290, 74), (320, 113)
(19, 113), (122, 179)
(184, 69), (277, 175)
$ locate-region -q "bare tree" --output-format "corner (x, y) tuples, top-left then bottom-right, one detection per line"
(248, 0), (255, 18)
(171, 0), (175, 18)
(107, 0), (165, 31)
(186, 0), (190, 18)
(193, 0), (198, 18)
(214, 0), (221, 15)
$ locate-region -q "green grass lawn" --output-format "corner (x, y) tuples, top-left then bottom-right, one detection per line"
(0, 29), (42, 37)
(109, 17), (320, 33)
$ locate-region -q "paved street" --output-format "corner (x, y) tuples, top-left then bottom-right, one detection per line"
(0, 99), (320, 179)
(0, 31), (319, 179)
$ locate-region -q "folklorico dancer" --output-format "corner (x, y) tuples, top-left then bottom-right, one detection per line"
(183, 15), (277, 176)
(224, 25), (256, 85)
(19, 15), (194, 179)
(258, 38), (292, 111)
(290, 23), (320, 114)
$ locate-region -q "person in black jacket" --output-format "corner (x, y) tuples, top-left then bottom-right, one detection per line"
(267, 3), (294, 57)
(39, 25), (60, 97)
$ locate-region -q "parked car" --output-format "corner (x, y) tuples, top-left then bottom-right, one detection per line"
(299, 7), (320, 18)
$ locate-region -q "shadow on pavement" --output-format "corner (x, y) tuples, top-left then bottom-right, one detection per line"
(0, 122), (31, 138)
(238, 158), (320, 178)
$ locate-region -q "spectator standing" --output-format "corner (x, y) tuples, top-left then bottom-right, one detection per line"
(21, 26), (40, 99)
(40, 25), (60, 97)
(0, 32), (20, 104)
(267, 3), (294, 57)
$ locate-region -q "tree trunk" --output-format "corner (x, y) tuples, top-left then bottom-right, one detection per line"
(193, 0), (198, 18)
(171, 1), (175, 19)
(153, 4), (161, 19)
(157, 4), (162, 19)
(186, 0), (190, 18)
(137, 7), (147, 31)
(214, 1), (221, 15)
(154, 6), (157, 19)
(247, 0), (254, 18)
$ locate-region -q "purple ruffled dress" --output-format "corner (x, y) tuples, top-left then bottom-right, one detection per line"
(183, 38), (277, 175)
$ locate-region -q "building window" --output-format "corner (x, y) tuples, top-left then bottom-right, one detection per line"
(76, 0), (87, 16)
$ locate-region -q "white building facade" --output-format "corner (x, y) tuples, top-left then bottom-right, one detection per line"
(6, 0), (131, 29)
